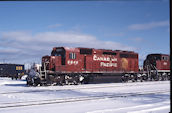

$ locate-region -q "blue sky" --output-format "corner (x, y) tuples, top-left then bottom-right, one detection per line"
(0, 1), (169, 68)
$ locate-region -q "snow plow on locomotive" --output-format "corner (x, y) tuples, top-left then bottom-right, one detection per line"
(26, 47), (170, 86)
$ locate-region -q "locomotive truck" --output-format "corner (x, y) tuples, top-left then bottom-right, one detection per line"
(26, 47), (170, 86)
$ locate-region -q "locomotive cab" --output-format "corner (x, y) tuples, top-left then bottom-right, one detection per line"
(51, 47), (66, 67)
(42, 47), (66, 72)
(42, 47), (66, 71)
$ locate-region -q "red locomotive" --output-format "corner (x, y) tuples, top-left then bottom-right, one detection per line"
(26, 47), (170, 86)
(143, 54), (170, 80)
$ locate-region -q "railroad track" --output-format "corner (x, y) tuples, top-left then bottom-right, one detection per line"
(0, 81), (169, 95)
(0, 89), (169, 109)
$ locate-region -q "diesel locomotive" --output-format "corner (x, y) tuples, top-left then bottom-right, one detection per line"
(143, 54), (170, 81)
(26, 47), (170, 86)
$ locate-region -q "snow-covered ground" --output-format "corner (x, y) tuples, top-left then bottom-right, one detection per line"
(0, 77), (170, 113)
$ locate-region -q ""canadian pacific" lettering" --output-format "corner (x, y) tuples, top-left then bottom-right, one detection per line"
(93, 55), (117, 61)
(93, 55), (118, 67)
(100, 62), (117, 67)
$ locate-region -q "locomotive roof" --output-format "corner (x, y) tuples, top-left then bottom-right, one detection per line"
(53, 46), (136, 54)
(53, 47), (79, 52)
(148, 53), (169, 56)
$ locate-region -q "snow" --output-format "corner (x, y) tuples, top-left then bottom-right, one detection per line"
(0, 77), (170, 113)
